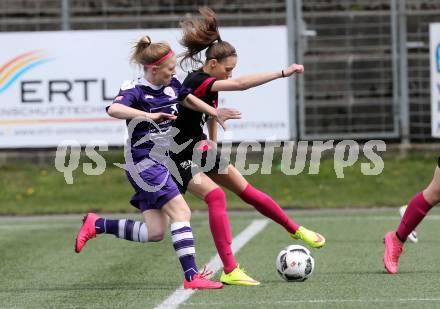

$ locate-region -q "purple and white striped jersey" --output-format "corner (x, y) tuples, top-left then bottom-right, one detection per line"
(110, 76), (191, 161)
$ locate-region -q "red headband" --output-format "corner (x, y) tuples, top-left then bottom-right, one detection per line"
(144, 50), (174, 67)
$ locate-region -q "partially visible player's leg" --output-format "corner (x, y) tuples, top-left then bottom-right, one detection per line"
(209, 164), (325, 248)
(399, 205), (418, 243)
(396, 166), (440, 242)
(422, 165), (440, 204)
(384, 164), (440, 274)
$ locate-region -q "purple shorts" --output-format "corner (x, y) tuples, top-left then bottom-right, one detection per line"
(125, 161), (181, 212)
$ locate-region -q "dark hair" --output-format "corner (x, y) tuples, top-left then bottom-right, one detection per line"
(179, 7), (237, 70)
(131, 35), (172, 68)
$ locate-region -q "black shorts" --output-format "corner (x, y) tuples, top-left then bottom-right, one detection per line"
(170, 148), (229, 194)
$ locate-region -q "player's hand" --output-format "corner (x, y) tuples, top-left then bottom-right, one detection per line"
(147, 112), (177, 123)
(215, 107), (242, 130)
(283, 64), (304, 77)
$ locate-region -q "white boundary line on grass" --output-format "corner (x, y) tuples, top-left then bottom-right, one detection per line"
(154, 219), (269, 309)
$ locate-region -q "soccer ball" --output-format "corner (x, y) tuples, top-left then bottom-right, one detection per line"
(276, 245), (314, 282)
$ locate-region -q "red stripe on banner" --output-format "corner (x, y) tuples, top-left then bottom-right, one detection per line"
(194, 77), (216, 98)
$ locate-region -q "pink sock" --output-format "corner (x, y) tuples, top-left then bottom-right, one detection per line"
(396, 192), (433, 242)
(205, 188), (237, 274)
(239, 184), (300, 233)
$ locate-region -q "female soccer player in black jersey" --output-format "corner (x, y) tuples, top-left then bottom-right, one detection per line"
(169, 7), (326, 286)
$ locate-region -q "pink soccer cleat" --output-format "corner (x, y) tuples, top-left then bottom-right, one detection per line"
(183, 268), (223, 290)
(75, 213), (100, 253)
(383, 231), (404, 274)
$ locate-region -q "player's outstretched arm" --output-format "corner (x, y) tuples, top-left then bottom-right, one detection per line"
(182, 94), (241, 130)
(211, 63), (304, 92)
(181, 94), (218, 117)
(207, 118), (218, 143)
(107, 103), (176, 122)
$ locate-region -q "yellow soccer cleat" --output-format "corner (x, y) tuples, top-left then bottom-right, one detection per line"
(220, 266), (260, 286)
(291, 226), (326, 249)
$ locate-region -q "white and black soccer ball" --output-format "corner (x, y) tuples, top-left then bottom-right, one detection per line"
(276, 245), (314, 282)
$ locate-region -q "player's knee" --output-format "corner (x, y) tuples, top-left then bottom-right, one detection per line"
(148, 231), (165, 242)
(146, 224), (166, 242)
(206, 187), (226, 203)
(425, 187), (440, 205)
(180, 206), (192, 221)
(171, 206), (191, 222)
(205, 188), (227, 215)
(149, 234), (165, 242)
(217, 188), (227, 201)
(163, 196), (192, 222)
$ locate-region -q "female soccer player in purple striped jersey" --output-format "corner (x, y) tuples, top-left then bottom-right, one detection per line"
(74, 35), (241, 289)
(383, 159), (440, 274)
(167, 7), (326, 286)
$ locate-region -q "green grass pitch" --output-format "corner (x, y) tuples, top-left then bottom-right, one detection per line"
(1, 153), (436, 215)
(1, 209), (440, 309)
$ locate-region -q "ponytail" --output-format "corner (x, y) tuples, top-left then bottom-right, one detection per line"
(131, 35), (172, 68)
(179, 7), (236, 70)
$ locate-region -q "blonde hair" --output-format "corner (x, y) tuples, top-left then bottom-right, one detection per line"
(179, 7), (236, 69)
(131, 35), (172, 67)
